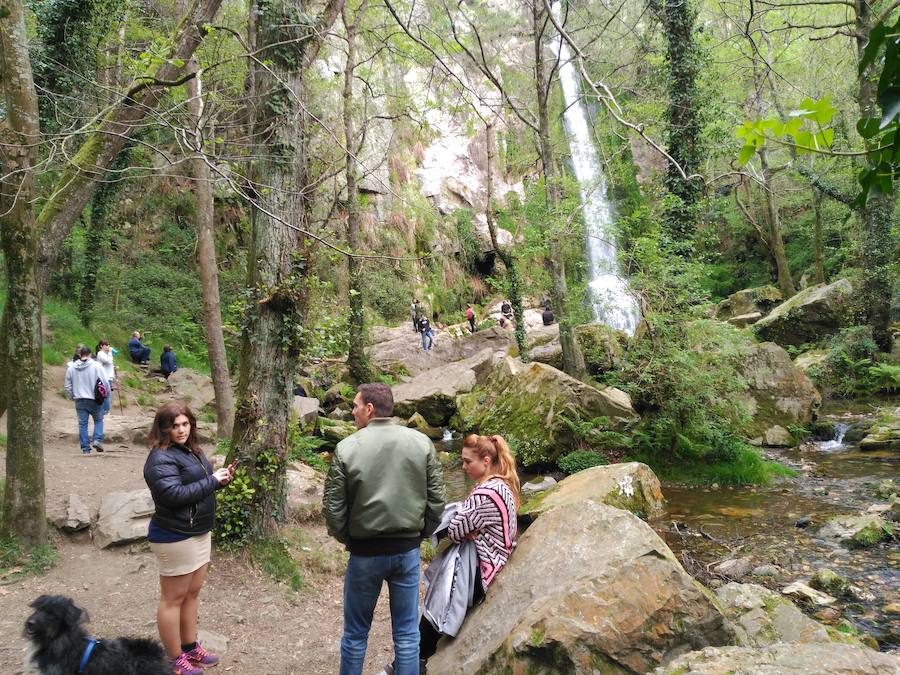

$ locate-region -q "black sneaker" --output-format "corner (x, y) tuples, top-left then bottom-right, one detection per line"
(92, 443), (104, 453)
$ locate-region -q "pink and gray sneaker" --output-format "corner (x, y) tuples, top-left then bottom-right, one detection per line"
(170, 652), (203, 675)
(184, 643), (220, 668)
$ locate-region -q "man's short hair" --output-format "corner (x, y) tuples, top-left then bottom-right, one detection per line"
(357, 383), (393, 417)
(79, 346), (92, 358)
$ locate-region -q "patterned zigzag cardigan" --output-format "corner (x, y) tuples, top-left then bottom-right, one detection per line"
(447, 477), (517, 590)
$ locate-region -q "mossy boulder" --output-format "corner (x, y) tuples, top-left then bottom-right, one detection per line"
(575, 323), (626, 377)
(406, 412), (444, 440)
(453, 357), (637, 467)
(519, 462), (664, 520)
(738, 342), (821, 444)
(819, 514), (894, 548)
(753, 279), (853, 347)
(811, 569), (850, 596)
(859, 408), (900, 451)
(317, 418), (357, 450)
(715, 285), (783, 320)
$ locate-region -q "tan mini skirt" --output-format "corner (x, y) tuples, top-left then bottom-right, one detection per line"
(150, 532), (211, 577)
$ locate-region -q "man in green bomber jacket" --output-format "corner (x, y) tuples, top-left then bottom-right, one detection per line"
(324, 383), (445, 675)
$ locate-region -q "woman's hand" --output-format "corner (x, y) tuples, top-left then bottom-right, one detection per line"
(213, 467), (234, 485)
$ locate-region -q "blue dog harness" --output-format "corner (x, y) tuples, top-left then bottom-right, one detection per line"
(79, 638), (99, 673)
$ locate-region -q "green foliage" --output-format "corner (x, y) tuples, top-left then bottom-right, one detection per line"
(558, 450), (608, 474)
(865, 362), (900, 394)
(214, 466), (256, 547)
(359, 265), (413, 324)
(300, 312), (350, 361)
(808, 326), (880, 397)
(248, 535), (303, 591)
(600, 318), (789, 484)
(454, 209), (481, 275)
(287, 422), (329, 472)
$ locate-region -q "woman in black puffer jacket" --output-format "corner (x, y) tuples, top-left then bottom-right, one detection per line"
(143, 403), (234, 675)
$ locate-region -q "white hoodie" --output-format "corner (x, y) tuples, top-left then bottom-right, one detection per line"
(96, 349), (115, 380)
(64, 358), (110, 401)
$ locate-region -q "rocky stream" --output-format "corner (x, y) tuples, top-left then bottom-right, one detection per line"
(439, 403), (899, 653)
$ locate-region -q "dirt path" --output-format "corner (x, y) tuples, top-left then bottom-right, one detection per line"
(0, 367), (397, 674)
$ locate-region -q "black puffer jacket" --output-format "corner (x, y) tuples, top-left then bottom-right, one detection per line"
(143, 443), (220, 535)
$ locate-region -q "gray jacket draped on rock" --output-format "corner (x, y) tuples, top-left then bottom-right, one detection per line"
(422, 503), (478, 638)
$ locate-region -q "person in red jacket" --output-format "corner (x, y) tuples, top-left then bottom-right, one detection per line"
(465, 304), (476, 333)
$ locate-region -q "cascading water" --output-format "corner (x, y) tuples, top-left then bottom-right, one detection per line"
(818, 423), (850, 452)
(551, 2), (640, 335)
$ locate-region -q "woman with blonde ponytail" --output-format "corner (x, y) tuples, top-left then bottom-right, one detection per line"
(417, 434), (519, 670)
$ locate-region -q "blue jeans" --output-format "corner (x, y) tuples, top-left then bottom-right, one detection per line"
(102, 382), (113, 415)
(340, 548), (420, 675)
(75, 399), (104, 451)
(420, 330), (433, 351)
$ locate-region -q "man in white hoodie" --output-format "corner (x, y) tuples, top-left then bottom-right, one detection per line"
(64, 346), (111, 454)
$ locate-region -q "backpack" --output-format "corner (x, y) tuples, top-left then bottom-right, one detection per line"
(94, 377), (108, 405)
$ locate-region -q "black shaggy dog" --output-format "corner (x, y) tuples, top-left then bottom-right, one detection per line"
(24, 595), (171, 675)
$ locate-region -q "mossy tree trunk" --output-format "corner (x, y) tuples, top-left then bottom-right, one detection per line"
(662, 0), (702, 250)
(485, 123), (528, 360)
(343, 0), (372, 384)
(230, 0), (344, 537)
(187, 60), (235, 438)
(854, 0), (895, 352)
(0, 0), (47, 546)
(532, 1), (586, 379)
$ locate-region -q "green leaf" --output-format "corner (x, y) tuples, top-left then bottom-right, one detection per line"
(737, 144), (757, 165)
(878, 86), (900, 129)
(859, 22), (888, 74)
(857, 117), (882, 139)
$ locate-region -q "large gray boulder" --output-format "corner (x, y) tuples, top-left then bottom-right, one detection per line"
(715, 583), (837, 647)
(49, 494), (93, 532)
(520, 462), (665, 520)
(753, 279), (853, 347)
(392, 348), (497, 426)
(454, 357), (637, 467)
(738, 342), (821, 445)
(285, 462), (324, 520)
(292, 396), (320, 430)
(654, 644), (900, 674)
(93, 489), (155, 548)
(428, 501), (734, 674)
(715, 286), (782, 321)
(369, 325), (511, 377)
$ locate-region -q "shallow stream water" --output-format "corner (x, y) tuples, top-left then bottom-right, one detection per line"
(438, 410), (899, 648)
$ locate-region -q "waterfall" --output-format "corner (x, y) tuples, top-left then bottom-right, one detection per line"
(819, 423), (850, 452)
(551, 2), (640, 335)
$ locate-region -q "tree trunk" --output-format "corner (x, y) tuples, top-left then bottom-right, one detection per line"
(485, 124), (528, 360)
(343, 1), (372, 384)
(0, 0), (47, 546)
(855, 0), (895, 351)
(662, 0), (702, 249)
(812, 188), (826, 285)
(188, 60), (235, 438)
(532, 1), (586, 379)
(230, 0), (344, 538)
(759, 150), (796, 297)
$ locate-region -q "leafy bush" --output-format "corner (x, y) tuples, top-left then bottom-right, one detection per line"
(288, 422), (329, 472)
(558, 450), (608, 474)
(809, 326), (880, 397)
